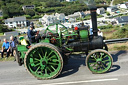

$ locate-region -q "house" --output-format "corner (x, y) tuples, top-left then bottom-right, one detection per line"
(114, 16), (128, 25)
(22, 5), (35, 11)
(39, 13), (66, 26)
(4, 16), (27, 28)
(39, 14), (58, 26)
(84, 11), (91, 16)
(0, 10), (3, 17)
(66, 0), (76, 2)
(67, 12), (84, 20)
(55, 13), (65, 23)
(120, 2), (128, 9)
(97, 8), (105, 14)
(107, 6), (118, 13)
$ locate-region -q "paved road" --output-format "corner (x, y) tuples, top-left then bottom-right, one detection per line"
(0, 50), (128, 85)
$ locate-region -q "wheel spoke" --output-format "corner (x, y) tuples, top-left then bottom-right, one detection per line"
(52, 59), (59, 62)
(34, 58), (40, 61)
(44, 50), (48, 58)
(34, 63), (40, 67)
(48, 55), (56, 60)
(29, 61), (39, 65)
(45, 68), (48, 74)
(89, 62), (97, 65)
(37, 51), (42, 59)
(49, 62), (58, 65)
(51, 65), (56, 71)
(102, 59), (110, 63)
(102, 63), (106, 69)
(35, 66), (40, 73)
(102, 55), (108, 59)
(47, 67), (52, 72)
(47, 50), (54, 58)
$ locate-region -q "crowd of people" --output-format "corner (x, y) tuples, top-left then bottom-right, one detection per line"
(0, 36), (17, 60)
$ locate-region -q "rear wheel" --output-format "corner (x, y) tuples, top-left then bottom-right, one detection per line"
(86, 49), (113, 74)
(24, 43), (63, 80)
(13, 48), (22, 66)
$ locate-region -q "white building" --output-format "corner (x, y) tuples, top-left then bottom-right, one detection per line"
(97, 8), (105, 14)
(4, 16), (27, 28)
(66, 0), (76, 2)
(107, 6), (118, 13)
(40, 14), (58, 26)
(39, 13), (66, 26)
(0, 10), (3, 17)
(22, 5), (35, 11)
(55, 13), (65, 23)
(67, 12), (84, 20)
(120, 2), (128, 9)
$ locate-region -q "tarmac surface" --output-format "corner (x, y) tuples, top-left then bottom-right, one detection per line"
(0, 50), (128, 85)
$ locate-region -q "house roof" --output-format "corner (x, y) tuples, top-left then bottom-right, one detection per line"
(115, 16), (128, 23)
(5, 16), (26, 22)
(97, 8), (105, 11)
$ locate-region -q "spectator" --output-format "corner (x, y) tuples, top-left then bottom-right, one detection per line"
(89, 28), (93, 35)
(10, 36), (16, 56)
(27, 26), (41, 43)
(1, 38), (10, 59)
(98, 29), (103, 37)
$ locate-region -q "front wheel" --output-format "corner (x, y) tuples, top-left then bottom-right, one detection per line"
(86, 49), (113, 74)
(24, 43), (63, 80)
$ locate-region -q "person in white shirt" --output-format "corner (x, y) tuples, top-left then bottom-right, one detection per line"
(98, 29), (103, 37)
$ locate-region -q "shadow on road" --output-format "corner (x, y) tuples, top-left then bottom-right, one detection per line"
(111, 50), (127, 62)
(58, 50), (124, 78)
(58, 54), (86, 78)
(107, 65), (120, 73)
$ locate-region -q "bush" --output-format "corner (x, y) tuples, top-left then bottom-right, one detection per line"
(113, 27), (128, 38)
(24, 9), (35, 16)
(24, 15), (31, 19)
(98, 24), (113, 29)
(0, 24), (12, 33)
(32, 15), (41, 19)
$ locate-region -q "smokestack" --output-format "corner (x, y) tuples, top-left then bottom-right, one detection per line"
(90, 8), (98, 36)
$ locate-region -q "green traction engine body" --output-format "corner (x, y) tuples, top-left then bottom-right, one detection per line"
(14, 0), (113, 80)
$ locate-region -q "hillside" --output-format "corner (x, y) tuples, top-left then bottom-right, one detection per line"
(0, 0), (127, 19)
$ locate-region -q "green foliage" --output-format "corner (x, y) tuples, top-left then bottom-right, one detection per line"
(0, 24), (12, 33)
(113, 27), (128, 38)
(24, 9), (35, 16)
(32, 15), (41, 19)
(24, 15), (31, 19)
(113, 0), (128, 5)
(98, 24), (113, 30)
(106, 12), (110, 16)
(0, 0), (126, 19)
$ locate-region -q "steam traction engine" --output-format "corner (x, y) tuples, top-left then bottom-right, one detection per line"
(14, 0), (113, 80)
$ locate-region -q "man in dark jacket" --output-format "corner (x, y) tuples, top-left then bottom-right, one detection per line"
(27, 26), (40, 43)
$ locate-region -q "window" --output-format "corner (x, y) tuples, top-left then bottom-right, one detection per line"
(10, 22), (12, 24)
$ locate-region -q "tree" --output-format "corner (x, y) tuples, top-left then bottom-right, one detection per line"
(24, 9), (35, 16)
(0, 24), (9, 33)
(2, 6), (9, 19)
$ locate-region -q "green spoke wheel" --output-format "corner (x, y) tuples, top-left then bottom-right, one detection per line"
(86, 49), (113, 74)
(24, 43), (63, 80)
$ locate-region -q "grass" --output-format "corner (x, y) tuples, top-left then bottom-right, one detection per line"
(0, 56), (15, 62)
(0, 33), (4, 36)
(107, 42), (128, 51)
